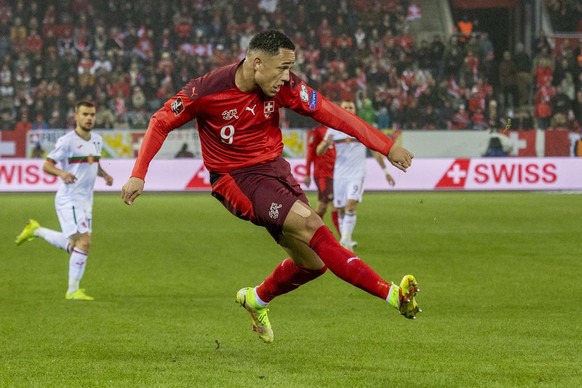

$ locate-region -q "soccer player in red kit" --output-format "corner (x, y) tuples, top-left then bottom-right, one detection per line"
(121, 30), (420, 343)
(304, 123), (340, 234)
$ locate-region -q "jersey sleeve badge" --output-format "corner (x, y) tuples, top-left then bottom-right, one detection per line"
(171, 97), (184, 116)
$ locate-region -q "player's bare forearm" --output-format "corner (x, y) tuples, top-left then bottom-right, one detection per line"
(316, 136), (333, 156)
(121, 177), (144, 205)
(98, 165), (114, 186)
(43, 160), (76, 184)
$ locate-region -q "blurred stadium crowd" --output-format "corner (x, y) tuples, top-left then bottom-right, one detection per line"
(1, 0), (581, 133)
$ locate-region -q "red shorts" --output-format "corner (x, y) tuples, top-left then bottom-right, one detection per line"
(210, 157), (309, 241)
(315, 177), (334, 203)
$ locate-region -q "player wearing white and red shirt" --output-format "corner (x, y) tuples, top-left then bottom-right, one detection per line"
(318, 100), (396, 250)
(304, 124), (339, 233)
(122, 30), (419, 343)
(15, 101), (113, 301)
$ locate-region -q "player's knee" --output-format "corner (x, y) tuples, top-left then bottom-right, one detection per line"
(304, 212), (325, 235)
(75, 235), (92, 252)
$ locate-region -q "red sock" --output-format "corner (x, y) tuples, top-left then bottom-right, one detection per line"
(331, 209), (340, 236)
(256, 258), (327, 303)
(309, 226), (391, 299)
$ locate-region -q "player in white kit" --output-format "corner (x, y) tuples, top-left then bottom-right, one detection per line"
(317, 100), (395, 249)
(15, 101), (113, 300)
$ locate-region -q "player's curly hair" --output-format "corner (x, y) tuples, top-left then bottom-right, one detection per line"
(248, 30), (295, 55)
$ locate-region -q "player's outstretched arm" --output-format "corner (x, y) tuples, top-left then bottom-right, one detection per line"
(387, 145), (414, 172)
(121, 177), (144, 205)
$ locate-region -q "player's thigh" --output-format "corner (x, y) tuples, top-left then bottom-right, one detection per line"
(55, 200), (92, 238)
(211, 162), (308, 241)
(333, 176), (348, 208)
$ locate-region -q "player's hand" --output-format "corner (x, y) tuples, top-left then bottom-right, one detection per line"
(61, 172), (77, 184)
(387, 145), (414, 172)
(103, 174), (114, 186)
(385, 173), (395, 186)
(121, 177), (144, 205)
(303, 175), (311, 187)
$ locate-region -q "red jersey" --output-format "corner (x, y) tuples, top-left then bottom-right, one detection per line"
(132, 61), (393, 178)
(305, 124), (335, 179)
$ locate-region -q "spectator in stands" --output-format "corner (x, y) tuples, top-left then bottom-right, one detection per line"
(449, 104), (470, 130)
(357, 96), (377, 127)
(0, 101), (16, 130)
(376, 106), (391, 129)
(498, 51), (519, 110)
(31, 112), (49, 130)
(551, 85), (573, 121)
(174, 142), (195, 158)
(429, 34), (446, 80)
(417, 103), (441, 130)
(514, 42), (532, 107)
(456, 15), (474, 44)
(535, 78), (556, 129)
(533, 45), (555, 88)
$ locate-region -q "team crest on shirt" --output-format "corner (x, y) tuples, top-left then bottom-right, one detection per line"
(264, 101), (275, 118)
(269, 202), (282, 219)
(222, 108), (239, 120)
(171, 98), (184, 116)
(87, 154), (94, 164)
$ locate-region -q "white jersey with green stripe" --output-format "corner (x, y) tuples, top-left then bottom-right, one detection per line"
(325, 128), (367, 179)
(47, 130), (103, 204)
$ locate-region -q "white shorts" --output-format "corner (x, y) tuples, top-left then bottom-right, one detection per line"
(55, 197), (92, 237)
(333, 176), (365, 209)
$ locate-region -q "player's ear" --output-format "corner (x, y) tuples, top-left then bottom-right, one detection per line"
(253, 56), (263, 71)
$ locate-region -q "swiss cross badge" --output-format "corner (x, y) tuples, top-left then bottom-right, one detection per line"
(264, 101), (275, 118)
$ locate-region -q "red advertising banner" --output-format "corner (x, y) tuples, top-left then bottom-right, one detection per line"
(0, 126), (28, 158)
(544, 130), (570, 156)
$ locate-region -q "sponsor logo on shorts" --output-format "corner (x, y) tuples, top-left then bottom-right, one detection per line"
(171, 98), (184, 116)
(308, 90), (318, 111)
(269, 202), (283, 219)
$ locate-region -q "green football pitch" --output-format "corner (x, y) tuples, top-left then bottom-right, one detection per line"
(1, 191), (581, 387)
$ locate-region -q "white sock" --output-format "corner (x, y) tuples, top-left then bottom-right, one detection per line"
(254, 287), (268, 307)
(340, 211), (357, 243)
(67, 249), (88, 294)
(338, 213), (345, 238)
(36, 227), (70, 252)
